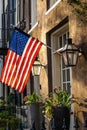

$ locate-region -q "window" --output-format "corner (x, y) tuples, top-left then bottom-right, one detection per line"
(58, 33), (71, 93)
(16, 0), (20, 24)
(6, 0), (16, 40)
(19, 0), (25, 22)
(16, 0), (26, 25)
(29, 0), (37, 29)
(1, 0), (16, 47)
(47, 0), (61, 10)
(51, 23), (71, 93)
(8, 0), (16, 26)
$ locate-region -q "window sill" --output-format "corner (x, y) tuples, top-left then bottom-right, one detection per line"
(28, 22), (38, 34)
(45, 0), (61, 15)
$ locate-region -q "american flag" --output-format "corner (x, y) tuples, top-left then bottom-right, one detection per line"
(1, 28), (43, 93)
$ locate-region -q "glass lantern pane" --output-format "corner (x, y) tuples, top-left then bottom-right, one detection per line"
(73, 52), (78, 65)
(67, 52), (73, 65)
(32, 60), (42, 76)
(67, 53), (73, 65)
(32, 66), (41, 76)
(62, 52), (68, 66)
(67, 51), (78, 66)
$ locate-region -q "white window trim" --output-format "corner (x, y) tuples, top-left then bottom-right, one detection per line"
(51, 23), (69, 54)
(45, 0), (61, 15)
(51, 23), (72, 87)
(28, 21), (38, 34)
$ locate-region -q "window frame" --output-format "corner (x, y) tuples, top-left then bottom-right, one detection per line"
(46, 0), (61, 15)
(59, 33), (72, 93)
(29, 0), (38, 30)
(51, 23), (72, 93)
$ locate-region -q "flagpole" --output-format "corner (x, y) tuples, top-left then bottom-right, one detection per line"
(41, 42), (53, 51)
(42, 42), (61, 55)
(14, 27), (60, 54)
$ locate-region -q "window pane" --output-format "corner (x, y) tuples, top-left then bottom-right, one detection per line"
(63, 34), (66, 46)
(62, 57), (66, 68)
(63, 70), (66, 82)
(13, 0), (16, 9)
(50, 0), (56, 7)
(59, 36), (62, 48)
(9, 13), (13, 24)
(58, 32), (71, 93)
(67, 83), (71, 93)
(63, 83), (66, 91)
(67, 69), (70, 81)
(30, 0), (37, 28)
(52, 24), (71, 94)
(9, 0), (12, 10)
(17, 0), (20, 23)
(47, 0), (60, 10)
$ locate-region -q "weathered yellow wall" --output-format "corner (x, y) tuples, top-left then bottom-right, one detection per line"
(27, 0), (87, 124)
(30, 0), (71, 97)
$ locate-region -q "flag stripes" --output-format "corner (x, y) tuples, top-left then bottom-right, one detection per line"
(1, 29), (43, 93)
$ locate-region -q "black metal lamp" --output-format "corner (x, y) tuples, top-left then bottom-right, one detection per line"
(32, 57), (42, 76)
(58, 38), (80, 67)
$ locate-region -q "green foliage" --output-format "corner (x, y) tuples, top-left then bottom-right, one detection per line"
(0, 93), (20, 129)
(8, 117), (21, 130)
(0, 110), (20, 129)
(7, 93), (15, 105)
(72, 2), (87, 23)
(54, 89), (71, 108)
(67, 0), (81, 5)
(24, 90), (73, 120)
(24, 92), (42, 105)
(0, 110), (9, 119)
(0, 96), (6, 107)
(41, 88), (72, 120)
(63, 0), (87, 23)
(0, 118), (7, 126)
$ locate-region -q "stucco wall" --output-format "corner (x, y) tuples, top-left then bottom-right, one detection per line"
(26, 0), (87, 126)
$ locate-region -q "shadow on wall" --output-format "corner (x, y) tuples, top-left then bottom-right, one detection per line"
(73, 111), (87, 129)
(73, 97), (87, 129)
(72, 96), (87, 109)
(72, 49), (87, 87)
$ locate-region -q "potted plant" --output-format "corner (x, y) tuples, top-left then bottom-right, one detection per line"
(41, 87), (72, 130)
(24, 92), (42, 105)
(24, 92), (42, 130)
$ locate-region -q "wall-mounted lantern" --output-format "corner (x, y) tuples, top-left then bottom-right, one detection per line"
(32, 57), (47, 76)
(32, 57), (46, 76)
(57, 38), (81, 67)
